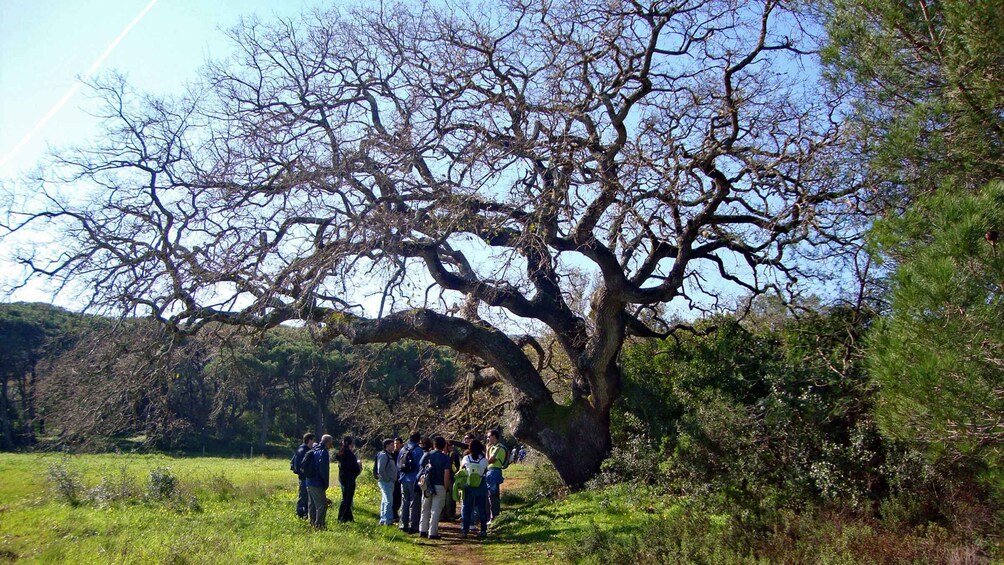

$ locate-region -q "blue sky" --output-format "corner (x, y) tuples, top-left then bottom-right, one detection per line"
(0, 0), (316, 180)
(1, 0), (318, 303)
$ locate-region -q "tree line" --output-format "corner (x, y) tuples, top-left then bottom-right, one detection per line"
(0, 302), (482, 453)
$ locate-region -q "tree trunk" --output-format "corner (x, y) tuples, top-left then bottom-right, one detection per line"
(513, 397), (611, 488)
(258, 395), (273, 451)
(1, 377), (14, 449)
(315, 401), (325, 438)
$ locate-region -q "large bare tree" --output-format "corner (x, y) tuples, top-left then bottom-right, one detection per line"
(4, 0), (852, 485)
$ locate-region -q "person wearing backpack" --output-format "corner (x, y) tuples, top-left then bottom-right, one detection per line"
(486, 429), (508, 527)
(459, 439), (489, 539)
(397, 431), (424, 534)
(304, 434), (333, 529)
(418, 436), (453, 540)
(375, 438), (398, 526)
(290, 433), (316, 519)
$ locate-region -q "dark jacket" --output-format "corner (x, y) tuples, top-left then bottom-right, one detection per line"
(398, 441), (424, 483)
(291, 443), (311, 480)
(335, 448), (362, 482)
(305, 446), (330, 490)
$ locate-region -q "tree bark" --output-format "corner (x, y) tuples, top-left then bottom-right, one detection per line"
(1, 377), (14, 449)
(258, 395), (273, 451)
(514, 397), (612, 488)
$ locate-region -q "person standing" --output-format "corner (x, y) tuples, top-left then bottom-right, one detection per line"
(291, 432), (315, 519)
(459, 439), (489, 539)
(375, 438), (398, 525)
(486, 429), (507, 527)
(392, 437), (403, 524)
(398, 431), (424, 534)
(305, 434), (333, 529)
(449, 433), (473, 522)
(418, 436), (453, 540)
(334, 436), (361, 522)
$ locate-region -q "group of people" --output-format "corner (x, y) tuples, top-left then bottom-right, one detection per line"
(290, 433), (362, 528)
(291, 429), (512, 540)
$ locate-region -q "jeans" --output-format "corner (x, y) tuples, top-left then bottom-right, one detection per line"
(485, 468), (503, 523)
(378, 479), (395, 525)
(420, 484), (447, 536)
(296, 479), (308, 518)
(307, 485), (327, 528)
(461, 486), (488, 535)
(399, 480), (421, 531)
(337, 478), (355, 522)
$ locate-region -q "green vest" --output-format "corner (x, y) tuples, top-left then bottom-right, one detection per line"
(488, 443), (507, 469)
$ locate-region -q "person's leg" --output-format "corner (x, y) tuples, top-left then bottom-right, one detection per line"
(409, 484), (422, 532)
(308, 486), (326, 528)
(392, 479), (401, 522)
(338, 479), (355, 522)
(444, 492), (456, 521)
(307, 486), (318, 526)
(317, 488), (329, 528)
(476, 490), (488, 537)
(378, 480), (394, 524)
(459, 487), (471, 537)
(488, 487), (500, 524)
(428, 485), (447, 537)
(399, 482), (414, 531)
(420, 490), (432, 535)
(297, 479), (308, 518)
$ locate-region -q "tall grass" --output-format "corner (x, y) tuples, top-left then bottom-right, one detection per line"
(0, 453), (429, 564)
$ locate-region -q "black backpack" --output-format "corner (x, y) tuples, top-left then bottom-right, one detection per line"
(399, 446), (417, 474)
(301, 447), (320, 479)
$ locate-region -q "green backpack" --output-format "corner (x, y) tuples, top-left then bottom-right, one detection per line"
(452, 468), (468, 501)
(467, 457), (483, 488)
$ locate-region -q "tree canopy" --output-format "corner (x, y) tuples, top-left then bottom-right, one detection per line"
(5, 0), (854, 485)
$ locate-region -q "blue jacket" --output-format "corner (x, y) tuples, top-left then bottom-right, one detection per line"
(397, 441), (424, 483)
(304, 446), (330, 490)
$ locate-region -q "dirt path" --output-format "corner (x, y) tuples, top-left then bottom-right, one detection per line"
(418, 475), (527, 564)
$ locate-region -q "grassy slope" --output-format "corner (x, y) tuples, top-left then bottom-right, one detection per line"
(0, 453), (428, 564)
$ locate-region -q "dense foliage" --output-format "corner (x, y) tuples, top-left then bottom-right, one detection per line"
(583, 304), (1000, 558)
(0, 303), (463, 453)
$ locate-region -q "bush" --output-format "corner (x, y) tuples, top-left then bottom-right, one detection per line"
(147, 467), (178, 500)
(586, 435), (664, 489)
(46, 457), (84, 506)
(89, 466), (137, 508)
(525, 462), (567, 501)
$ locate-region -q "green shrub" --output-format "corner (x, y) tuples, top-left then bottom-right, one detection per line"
(147, 467), (178, 500)
(89, 465), (137, 508)
(525, 462), (567, 501)
(586, 434), (664, 489)
(46, 457), (85, 506)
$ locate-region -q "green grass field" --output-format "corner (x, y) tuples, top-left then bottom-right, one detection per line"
(0, 453), (431, 564)
(5, 453), (989, 564)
